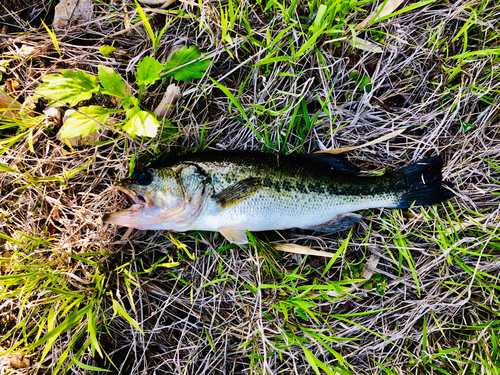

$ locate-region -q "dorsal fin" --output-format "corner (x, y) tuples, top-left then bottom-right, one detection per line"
(297, 154), (360, 174)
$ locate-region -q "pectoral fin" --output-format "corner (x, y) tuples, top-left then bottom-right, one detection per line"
(220, 227), (248, 245)
(307, 213), (362, 233)
(213, 177), (261, 210)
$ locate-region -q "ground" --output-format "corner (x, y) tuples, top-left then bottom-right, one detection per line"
(0, 0), (499, 374)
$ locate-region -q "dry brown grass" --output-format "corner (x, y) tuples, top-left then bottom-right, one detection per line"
(1, 0), (499, 374)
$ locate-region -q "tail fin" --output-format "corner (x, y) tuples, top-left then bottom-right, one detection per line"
(395, 156), (454, 209)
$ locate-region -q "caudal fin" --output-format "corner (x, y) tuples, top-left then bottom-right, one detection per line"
(395, 156), (454, 209)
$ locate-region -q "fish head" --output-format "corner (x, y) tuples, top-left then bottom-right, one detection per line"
(105, 163), (210, 230)
(104, 167), (187, 229)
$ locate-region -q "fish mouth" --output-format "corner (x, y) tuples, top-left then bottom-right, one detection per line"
(116, 184), (147, 206)
(103, 183), (150, 225)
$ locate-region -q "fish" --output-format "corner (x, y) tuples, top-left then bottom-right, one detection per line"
(104, 151), (454, 245)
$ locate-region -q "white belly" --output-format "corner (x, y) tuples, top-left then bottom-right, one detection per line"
(185, 190), (399, 232)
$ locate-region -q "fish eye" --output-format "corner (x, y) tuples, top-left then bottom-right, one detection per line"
(135, 171), (153, 186)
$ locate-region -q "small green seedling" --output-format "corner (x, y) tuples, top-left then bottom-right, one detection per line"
(34, 46), (211, 139)
(0, 60), (9, 82)
(364, 273), (389, 296)
(341, 260), (364, 279)
(134, 0), (169, 57)
(99, 44), (116, 57)
(345, 70), (372, 101)
(349, 70), (372, 92)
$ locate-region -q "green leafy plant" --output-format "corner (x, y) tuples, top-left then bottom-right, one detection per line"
(341, 259), (363, 279)
(34, 46), (211, 139)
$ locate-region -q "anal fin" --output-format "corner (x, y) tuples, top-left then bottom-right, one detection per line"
(220, 226), (249, 245)
(306, 213), (362, 233)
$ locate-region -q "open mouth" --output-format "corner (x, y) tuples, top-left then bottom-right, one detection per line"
(103, 184), (149, 225)
(116, 184), (147, 206)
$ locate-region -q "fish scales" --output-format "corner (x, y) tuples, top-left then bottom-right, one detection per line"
(105, 151), (454, 244)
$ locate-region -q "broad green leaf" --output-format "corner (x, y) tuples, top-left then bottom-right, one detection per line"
(111, 299), (144, 334)
(99, 45), (116, 57)
(359, 75), (372, 92)
(60, 106), (115, 139)
(122, 108), (159, 137)
(135, 56), (163, 87)
(163, 45), (211, 82)
(98, 65), (127, 98)
(35, 70), (99, 107)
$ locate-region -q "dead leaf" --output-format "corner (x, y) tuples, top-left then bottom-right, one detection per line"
(348, 37), (383, 53)
(356, 0), (406, 30)
(360, 254), (380, 280)
(0, 252), (11, 274)
(153, 45), (185, 118)
(43, 106), (63, 127)
(0, 89), (20, 118)
(273, 243), (337, 258)
(154, 84), (181, 118)
(5, 78), (20, 93)
(17, 44), (37, 58)
(53, 0), (94, 29)
(315, 128), (405, 155)
(0, 347), (30, 369)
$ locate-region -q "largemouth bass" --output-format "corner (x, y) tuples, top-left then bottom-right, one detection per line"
(105, 151), (454, 244)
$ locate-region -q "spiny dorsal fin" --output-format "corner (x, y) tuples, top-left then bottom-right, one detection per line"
(298, 154), (360, 174)
(213, 177), (261, 210)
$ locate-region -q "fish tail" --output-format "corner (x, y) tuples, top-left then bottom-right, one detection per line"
(395, 156), (454, 209)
